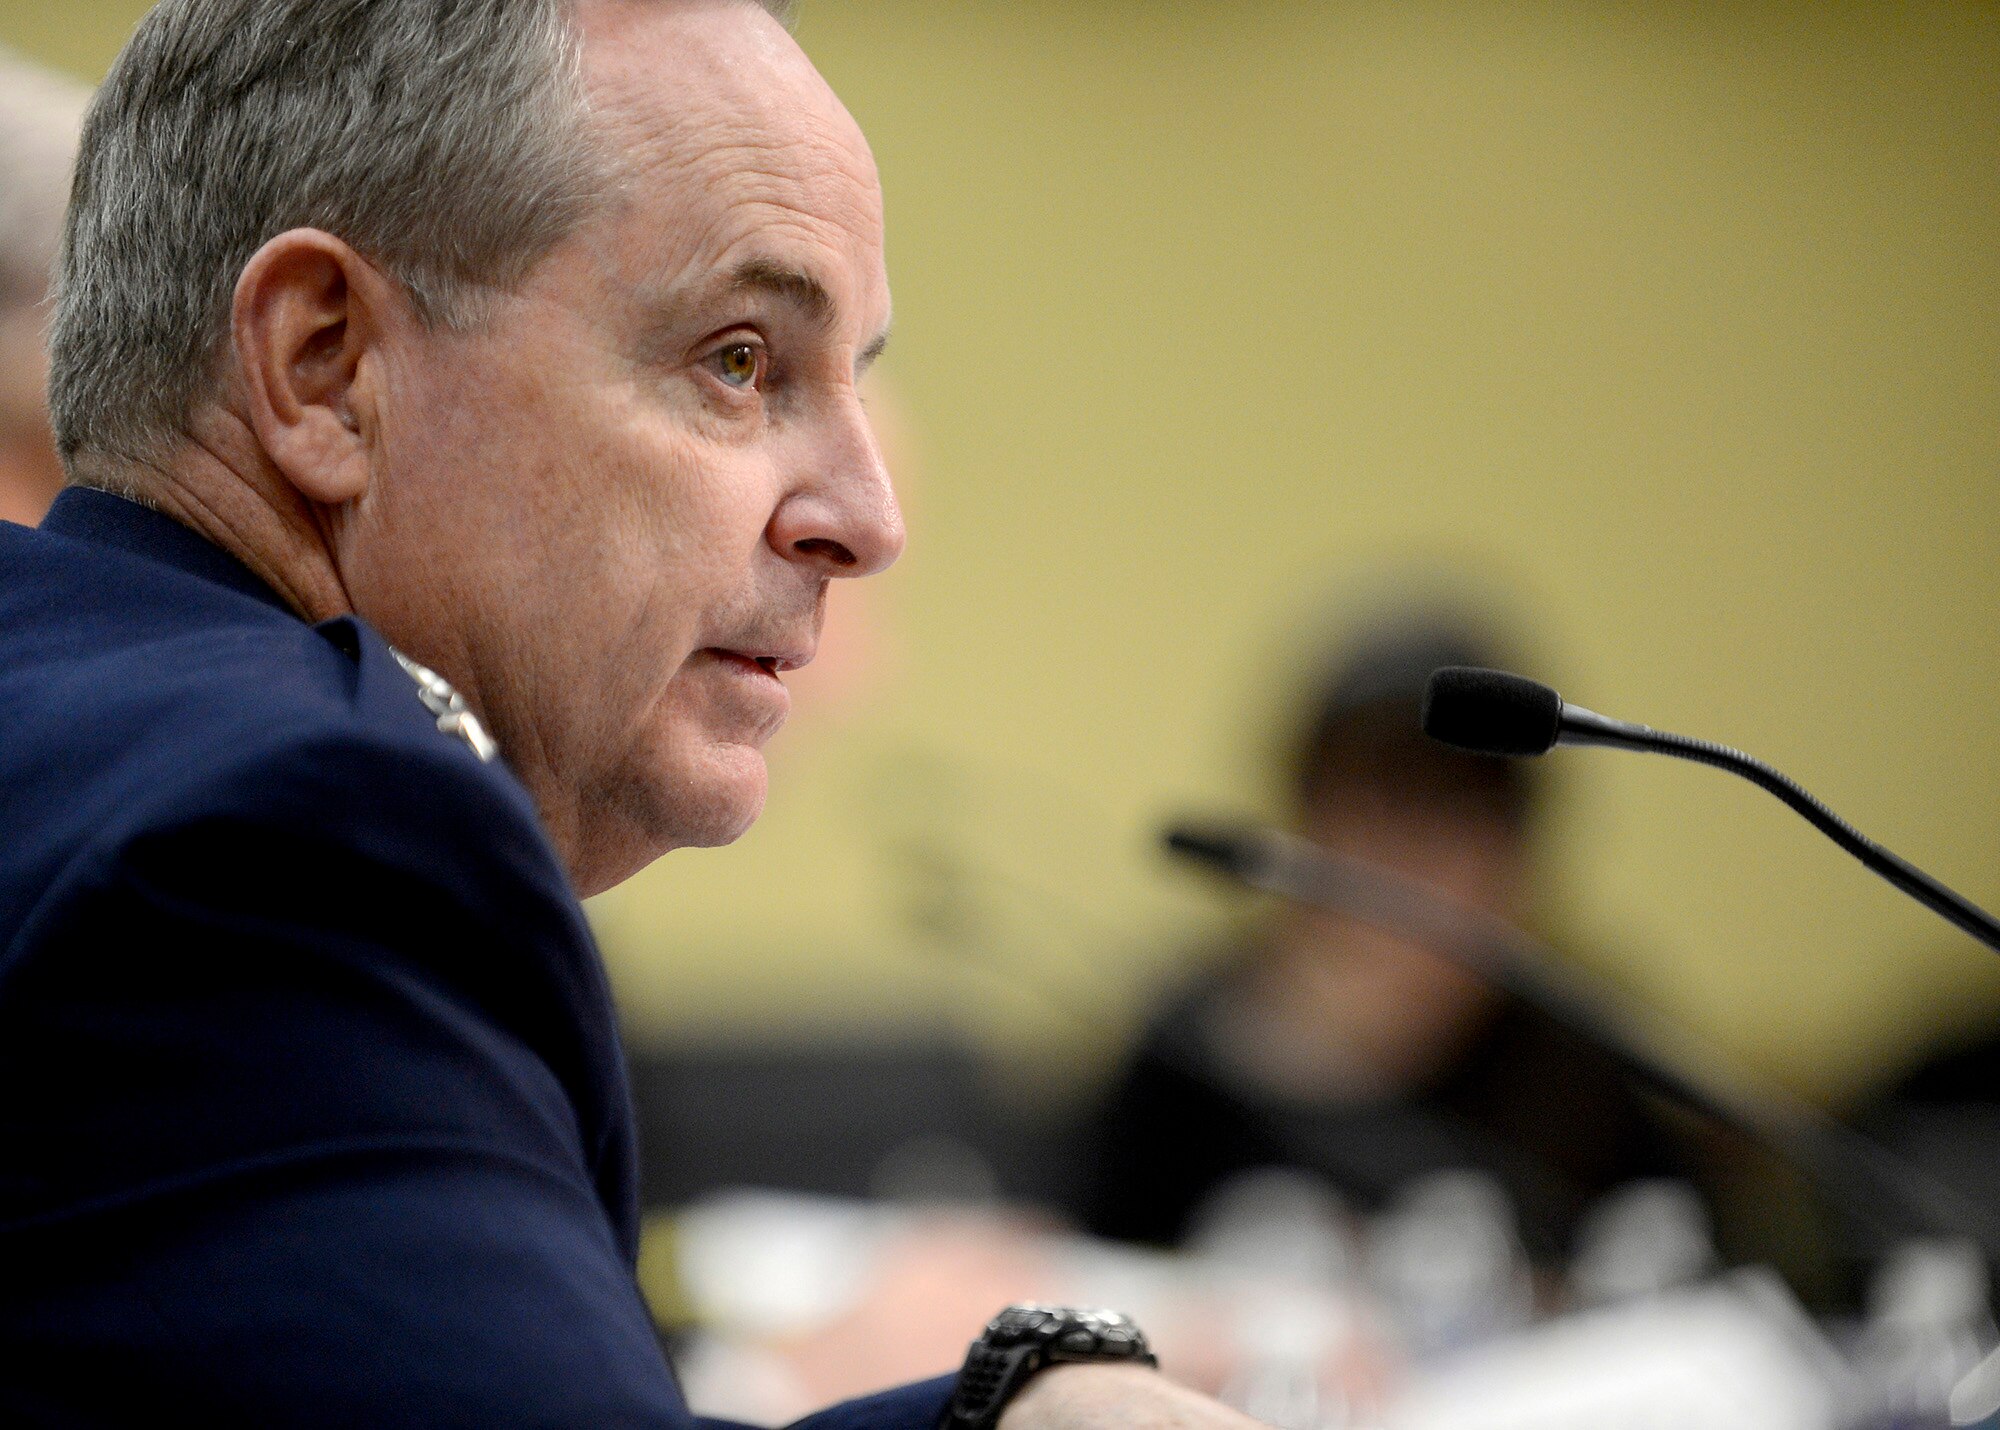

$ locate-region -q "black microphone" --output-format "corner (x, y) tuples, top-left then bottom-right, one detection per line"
(1422, 666), (2000, 958)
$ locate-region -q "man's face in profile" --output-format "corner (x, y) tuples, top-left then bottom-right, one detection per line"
(349, 0), (900, 892)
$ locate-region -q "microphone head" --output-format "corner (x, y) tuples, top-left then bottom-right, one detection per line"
(1422, 666), (1563, 757)
(1162, 823), (1274, 883)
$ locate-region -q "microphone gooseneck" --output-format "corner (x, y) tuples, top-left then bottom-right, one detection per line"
(1422, 666), (2000, 959)
(1162, 820), (2000, 1256)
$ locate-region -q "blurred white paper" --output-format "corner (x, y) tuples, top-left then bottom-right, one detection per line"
(1386, 1271), (1848, 1430)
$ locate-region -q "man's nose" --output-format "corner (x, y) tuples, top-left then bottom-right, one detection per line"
(767, 400), (906, 579)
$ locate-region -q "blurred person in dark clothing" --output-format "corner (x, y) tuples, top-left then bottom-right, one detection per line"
(1079, 610), (1697, 1268)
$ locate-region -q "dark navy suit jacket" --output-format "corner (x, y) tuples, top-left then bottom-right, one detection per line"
(0, 490), (955, 1428)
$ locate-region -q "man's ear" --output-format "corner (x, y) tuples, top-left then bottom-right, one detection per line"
(231, 229), (396, 507)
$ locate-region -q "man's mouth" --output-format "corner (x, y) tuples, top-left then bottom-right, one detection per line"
(712, 646), (812, 678)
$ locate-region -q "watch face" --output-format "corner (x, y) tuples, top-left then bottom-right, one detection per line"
(987, 1305), (1068, 1343)
(987, 1305), (1153, 1360)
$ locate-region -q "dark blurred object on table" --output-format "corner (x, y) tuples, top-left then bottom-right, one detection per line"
(1856, 1004), (2000, 1275)
(628, 1034), (1073, 1211)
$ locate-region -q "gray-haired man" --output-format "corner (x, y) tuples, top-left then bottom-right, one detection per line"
(0, 1), (1260, 1426)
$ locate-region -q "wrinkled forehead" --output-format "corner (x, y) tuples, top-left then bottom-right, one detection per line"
(576, 0), (887, 316)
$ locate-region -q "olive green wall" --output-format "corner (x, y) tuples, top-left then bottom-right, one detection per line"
(10, 1), (1998, 1102)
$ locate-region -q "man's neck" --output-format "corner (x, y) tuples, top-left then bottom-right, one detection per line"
(73, 411), (357, 624)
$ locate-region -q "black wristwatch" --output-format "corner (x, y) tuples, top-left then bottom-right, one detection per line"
(939, 1304), (1158, 1430)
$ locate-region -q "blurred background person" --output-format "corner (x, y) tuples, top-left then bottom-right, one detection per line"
(0, 44), (86, 526)
(1077, 604), (1705, 1270)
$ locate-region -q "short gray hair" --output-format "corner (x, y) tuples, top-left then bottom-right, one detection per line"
(48, 0), (796, 476)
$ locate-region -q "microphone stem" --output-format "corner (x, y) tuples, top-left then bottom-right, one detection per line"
(1622, 728), (2000, 958)
(1234, 829), (2000, 1254)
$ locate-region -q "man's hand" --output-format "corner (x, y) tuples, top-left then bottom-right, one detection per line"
(998, 1364), (1267, 1430)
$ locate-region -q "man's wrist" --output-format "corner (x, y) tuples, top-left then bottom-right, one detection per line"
(996, 1364), (1272, 1430)
(994, 1362), (1163, 1429)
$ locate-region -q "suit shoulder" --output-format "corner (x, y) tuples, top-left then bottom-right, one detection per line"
(2, 518), (383, 778)
(10, 627), (598, 1076)
(0, 527), (562, 939)
(109, 624), (556, 897)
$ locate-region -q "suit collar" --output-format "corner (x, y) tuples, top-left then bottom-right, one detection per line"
(40, 487), (299, 619)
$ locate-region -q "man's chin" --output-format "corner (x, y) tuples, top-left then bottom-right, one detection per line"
(571, 738), (774, 894)
(681, 738), (773, 845)
(671, 779), (768, 851)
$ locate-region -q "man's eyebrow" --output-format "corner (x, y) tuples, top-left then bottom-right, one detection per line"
(728, 257), (836, 326)
(722, 257), (888, 374)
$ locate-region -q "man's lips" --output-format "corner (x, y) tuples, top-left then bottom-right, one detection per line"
(703, 649), (797, 733)
(709, 645), (814, 678)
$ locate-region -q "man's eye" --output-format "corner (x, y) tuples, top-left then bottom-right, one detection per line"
(712, 343), (763, 389)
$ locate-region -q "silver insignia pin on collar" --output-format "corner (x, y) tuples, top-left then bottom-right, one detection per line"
(389, 648), (499, 764)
